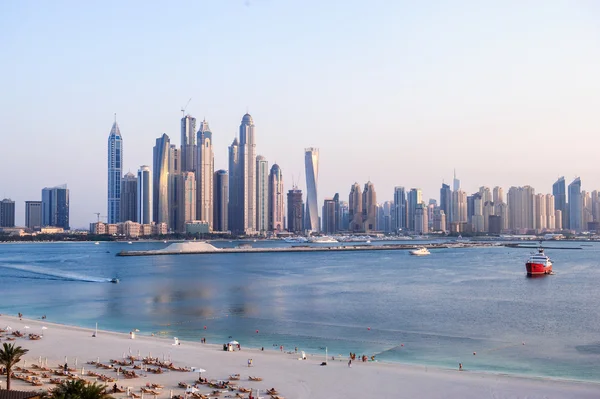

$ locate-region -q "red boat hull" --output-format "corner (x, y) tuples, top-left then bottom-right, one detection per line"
(526, 262), (552, 275)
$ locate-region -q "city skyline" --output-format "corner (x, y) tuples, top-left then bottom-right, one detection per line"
(2, 2), (600, 227)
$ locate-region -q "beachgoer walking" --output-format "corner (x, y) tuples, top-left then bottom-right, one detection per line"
(280, 345), (283, 352)
(459, 363), (463, 371)
(348, 359), (352, 368)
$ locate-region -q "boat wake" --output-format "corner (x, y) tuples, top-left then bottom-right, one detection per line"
(0, 263), (114, 283)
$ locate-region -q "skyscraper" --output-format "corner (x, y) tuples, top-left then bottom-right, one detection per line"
(546, 194), (556, 230)
(168, 145), (183, 232)
(153, 134), (170, 225)
(304, 147), (319, 233)
(182, 171), (196, 227)
(362, 181), (377, 232)
(453, 169), (461, 191)
(107, 119), (122, 224)
(240, 113), (257, 234)
(287, 188), (303, 233)
(214, 170), (229, 232)
(507, 186), (536, 231)
(322, 199), (337, 234)
(349, 183), (362, 232)
(268, 164), (284, 232)
(25, 201), (42, 229)
(137, 166), (152, 225)
(256, 155), (269, 233)
(439, 183), (452, 224)
(394, 186), (407, 232)
(414, 203), (428, 234)
(0, 199), (15, 227)
(41, 185), (69, 229)
(228, 138), (241, 233)
(535, 193), (547, 231)
(196, 119), (214, 228)
(553, 177), (567, 229)
(451, 190), (467, 224)
(181, 115), (196, 173)
(568, 177), (582, 231)
(407, 188), (422, 231)
(120, 172), (137, 222)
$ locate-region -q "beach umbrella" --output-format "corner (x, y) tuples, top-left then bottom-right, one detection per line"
(228, 340), (239, 345)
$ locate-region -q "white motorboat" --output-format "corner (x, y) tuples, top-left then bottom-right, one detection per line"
(409, 247), (430, 256)
(308, 236), (338, 243)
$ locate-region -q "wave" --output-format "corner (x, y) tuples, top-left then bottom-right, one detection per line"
(0, 263), (113, 283)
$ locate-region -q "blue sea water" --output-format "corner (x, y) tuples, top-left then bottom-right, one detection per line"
(1, 240), (600, 382)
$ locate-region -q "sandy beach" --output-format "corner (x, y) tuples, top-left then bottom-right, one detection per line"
(0, 315), (598, 399)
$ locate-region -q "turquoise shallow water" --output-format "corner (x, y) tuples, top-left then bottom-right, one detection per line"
(1, 240), (600, 381)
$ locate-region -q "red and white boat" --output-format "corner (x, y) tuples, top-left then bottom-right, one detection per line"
(526, 247), (553, 275)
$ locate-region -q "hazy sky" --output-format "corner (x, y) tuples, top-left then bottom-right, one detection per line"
(1, 1), (600, 228)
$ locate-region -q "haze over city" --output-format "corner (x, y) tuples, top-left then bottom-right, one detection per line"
(1, 1), (600, 227)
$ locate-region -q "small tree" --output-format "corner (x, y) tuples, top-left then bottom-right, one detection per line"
(49, 379), (113, 399)
(0, 342), (29, 390)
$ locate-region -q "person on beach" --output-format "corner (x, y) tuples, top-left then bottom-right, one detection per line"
(459, 363), (463, 371)
(348, 359), (352, 368)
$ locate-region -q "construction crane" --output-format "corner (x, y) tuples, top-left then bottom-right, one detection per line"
(93, 213), (107, 223)
(181, 98), (192, 117)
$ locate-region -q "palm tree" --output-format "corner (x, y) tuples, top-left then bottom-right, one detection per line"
(49, 379), (113, 399)
(0, 342), (29, 390)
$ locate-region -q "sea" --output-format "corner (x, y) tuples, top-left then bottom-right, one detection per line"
(1, 239), (600, 382)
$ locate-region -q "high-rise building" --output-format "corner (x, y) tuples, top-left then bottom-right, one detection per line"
(414, 203), (428, 234)
(507, 186), (536, 232)
(534, 193), (547, 231)
(362, 181), (377, 232)
(287, 188), (303, 233)
(228, 138), (241, 233)
(471, 194), (484, 232)
(268, 164), (284, 232)
(592, 191), (600, 223)
(137, 166), (152, 225)
(440, 183), (452, 224)
(41, 185), (69, 229)
(349, 183), (363, 232)
(493, 186), (504, 204)
(394, 186), (407, 233)
(214, 170), (229, 232)
(240, 113), (257, 234)
(555, 209), (563, 230)
(25, 201), (42, 229)
(107, 119), (122, 224)
(120, 172), (137, 222)
(433, 209), (446, 232)
(407, 188), (422, 231)
(153, 134), (171, 225)
(256, 155), (269, 233)
(168, 145), (183, 232)
(182, 171), (196, 227)
(568, 177), (582, 231)
(546, 194), (556, 230)
(181, 115), (197, 173)
(451, 190), (467, 224)
(304, 147), (319, 233)
(453, 169), (460, 191)
(339, 201), (349, 231)
(553, 177), (567, 229)
(196, 119), (214, 228)
(322, 198), (337, 234)
(0, 199), (16, 227)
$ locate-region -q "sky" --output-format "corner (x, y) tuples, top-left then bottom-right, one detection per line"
(1, 1), (600, 228)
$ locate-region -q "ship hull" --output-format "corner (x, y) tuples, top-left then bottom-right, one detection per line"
(526, 262), (552, 275)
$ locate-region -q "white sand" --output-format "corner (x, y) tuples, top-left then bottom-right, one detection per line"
(1, 315), (598, 399)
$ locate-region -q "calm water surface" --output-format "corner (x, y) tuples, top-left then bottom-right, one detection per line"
(1, 240), (600, 382)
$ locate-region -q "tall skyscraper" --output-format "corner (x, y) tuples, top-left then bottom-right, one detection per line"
(256, 155), (269, 233)
(451, 190), (467, 224)
(568, 177), (582, 231)
(120, 172), (138, 222)
(25, 201), (42, 229)
(228, 138), (241, 233)
(414, 203), (428, 234)
(407, 188), (422, 231)
(268, 163), (284, 232)
(287, 188), (303, 233)
(168, 145), (183, 232)
(107, 119), (122, 224)
(181, 115), (197, 173)
(493, 186), (504, 204)
(137, 166), (152, 225)
(0, 199), (16, 227)
(507, 186), (536, 231)
(214, 170), (229, 232)
(453, 169), (461, 191)
(182, 171), (196, 227)
(439, 183), (452, 223)
(322, 198), (337, 234)
(362, 181), (377, 232)
(546, 194), (556, 230)
(41, 185), (69, 229)
(349, 183), (363, 232)
(394, 186), (407, 232)
(535, 193), (547, 231)
(196, 119), (214, 228)
(304, 147), (319, 233)
(240, 113), (257, 234)
(553, 177), (567, 229)
(153, 134), (170, 225)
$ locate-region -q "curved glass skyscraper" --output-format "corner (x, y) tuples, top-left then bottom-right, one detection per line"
(153, 134), (170, 224)
(107, 120), (122, 224)
(304, 147), (319, 232)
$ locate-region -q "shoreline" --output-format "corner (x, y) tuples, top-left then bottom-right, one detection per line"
(2, 315), (599, 399)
